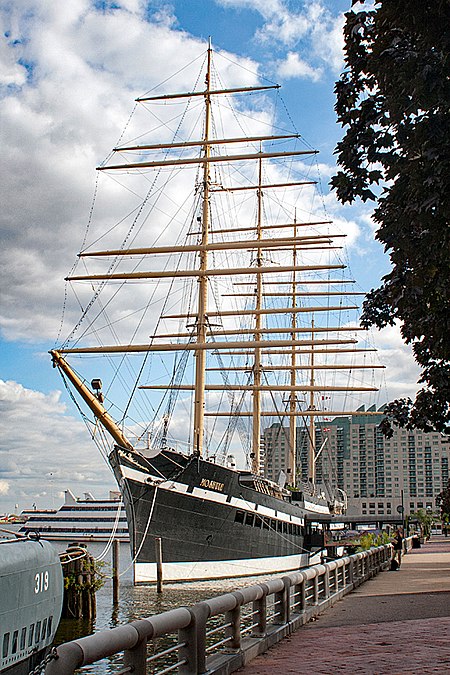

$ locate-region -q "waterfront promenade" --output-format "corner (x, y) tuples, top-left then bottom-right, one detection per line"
(238, 536), (450, 674)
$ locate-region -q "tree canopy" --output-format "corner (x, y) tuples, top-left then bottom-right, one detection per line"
(331, 0), (450, 435)
(437, 479), (450, 522)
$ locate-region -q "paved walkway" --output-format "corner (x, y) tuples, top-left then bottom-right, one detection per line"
(238, 536), (450, 674)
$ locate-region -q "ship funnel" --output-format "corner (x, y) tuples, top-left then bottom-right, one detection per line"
(64, 489), (77, 505)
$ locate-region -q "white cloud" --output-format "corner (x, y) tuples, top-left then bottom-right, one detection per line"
(371, 323), (421, 402)
(216, 0), (345, 76)
(277, 52), (322, 81)
(0, 1), (261, 343)
(217, 0), (285, 15)
(0, 379), (114, 512)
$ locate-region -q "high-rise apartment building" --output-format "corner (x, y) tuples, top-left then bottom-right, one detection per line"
(262, 406), (449, 517)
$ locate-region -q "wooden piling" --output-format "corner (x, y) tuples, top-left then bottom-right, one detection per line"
(155, 537), (163, 593)
(61, 543), (98, 620)
(112, 539), (119, 604)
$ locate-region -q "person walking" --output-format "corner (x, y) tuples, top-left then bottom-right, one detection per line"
(392, 527), (404, 569)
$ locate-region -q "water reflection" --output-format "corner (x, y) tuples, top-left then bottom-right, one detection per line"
(54, 542), (281, 673)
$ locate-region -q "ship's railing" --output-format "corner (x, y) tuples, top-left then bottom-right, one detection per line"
(46, 544), (393, 675)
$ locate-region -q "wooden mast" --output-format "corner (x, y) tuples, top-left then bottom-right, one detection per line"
(251, 156), (263, 474)
(193, 41), (212, 457)
(308, 318), (316, 490)
(288, 216), (297, 487)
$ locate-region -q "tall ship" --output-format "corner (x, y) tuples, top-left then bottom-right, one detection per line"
(19, 490), (128, 543)
(50, 43), (384, 583)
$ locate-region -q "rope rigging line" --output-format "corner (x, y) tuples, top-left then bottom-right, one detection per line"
(207, 271), (254, 461)
(118, 485), (158, 578)
(54, 172), (101, 347)
(152, 339), (194, 450)
(94, 497), (124, 563)
(139, 50), (206, 99)
(62, 74), (200, 350)
(239, 494), (313, 555)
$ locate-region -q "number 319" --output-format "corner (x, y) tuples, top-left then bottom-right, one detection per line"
(34, 571), (49, 593)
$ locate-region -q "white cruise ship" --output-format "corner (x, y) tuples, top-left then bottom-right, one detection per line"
(19, 489), (129, 542)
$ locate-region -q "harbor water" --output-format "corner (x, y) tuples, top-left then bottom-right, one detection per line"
(53, 539), (288, 673)
(0, 527), (315, 672)
(1, 527), (315, 673)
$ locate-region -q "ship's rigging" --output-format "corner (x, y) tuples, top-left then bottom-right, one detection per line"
(51, 42), (385, 491)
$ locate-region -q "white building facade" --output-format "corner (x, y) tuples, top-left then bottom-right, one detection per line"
(262, 407), (449, 517)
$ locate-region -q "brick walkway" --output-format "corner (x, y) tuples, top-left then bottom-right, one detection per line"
(238, 536), (450, 675)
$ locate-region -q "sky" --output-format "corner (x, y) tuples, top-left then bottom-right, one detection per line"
(0, 0), (421, 513)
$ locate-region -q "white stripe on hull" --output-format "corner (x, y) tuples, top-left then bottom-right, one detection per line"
(120, 465), (306, 525)
(134, 552), (312, 583)
(22, 531), (129, 541)
(304, 500), (330, 514)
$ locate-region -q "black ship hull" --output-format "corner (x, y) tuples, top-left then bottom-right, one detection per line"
(109, 446), (329, 583)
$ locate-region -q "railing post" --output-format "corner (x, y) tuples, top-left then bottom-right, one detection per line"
(324, 567), (330, 599)
(282, 577), (291, 623)
(334, 566), (339, 592)
(274, 577), (290, 624)
(295, 579), (306, 612)
(179, 603), (209, 675)
(123, 637), (147, 675)
(252, 593), (267, 637)
(347, 557), (354, 586)
(313, 573), (319, 605)
(225, 605), (241, 651)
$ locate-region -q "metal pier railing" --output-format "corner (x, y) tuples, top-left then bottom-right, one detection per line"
(46, 544), (394, 675)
